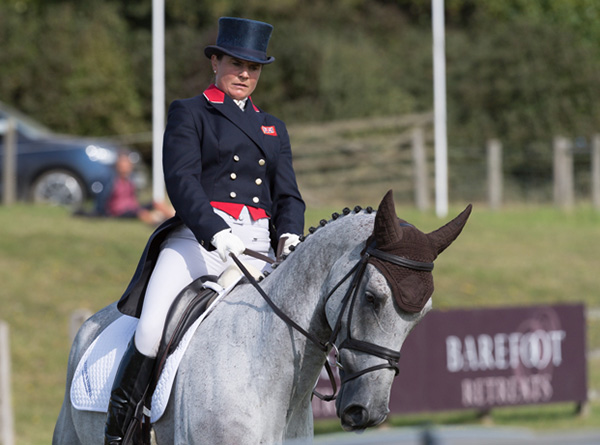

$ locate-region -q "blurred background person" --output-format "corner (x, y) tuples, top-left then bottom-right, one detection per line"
(104, 152), (174, 225)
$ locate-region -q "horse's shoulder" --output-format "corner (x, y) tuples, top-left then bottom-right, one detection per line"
(68, 303), (121, 368)
(83, 302), (121, 334)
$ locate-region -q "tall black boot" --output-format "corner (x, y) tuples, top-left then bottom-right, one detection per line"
(104, 341), (155, 445)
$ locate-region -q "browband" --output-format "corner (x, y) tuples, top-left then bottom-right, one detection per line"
(366, 246), (434, 272)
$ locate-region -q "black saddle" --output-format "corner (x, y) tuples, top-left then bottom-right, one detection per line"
(128, 275), (221, 444)
(149, 275), (219, 394)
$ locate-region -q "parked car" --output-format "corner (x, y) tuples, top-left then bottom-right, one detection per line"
(0, 101), (147, 209)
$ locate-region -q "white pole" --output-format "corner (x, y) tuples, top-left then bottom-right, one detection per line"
(432, 0), (448, 217)
(0, 321), (15, 445)
(152, 0), (166, 203)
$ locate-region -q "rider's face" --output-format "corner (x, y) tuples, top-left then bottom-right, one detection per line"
(211, 55), (262, 101)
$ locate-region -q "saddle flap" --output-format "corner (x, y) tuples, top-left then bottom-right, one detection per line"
(151, 276), (220, 394)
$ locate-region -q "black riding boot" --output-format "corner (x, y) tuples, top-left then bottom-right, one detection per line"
(104, 341), (155, 445)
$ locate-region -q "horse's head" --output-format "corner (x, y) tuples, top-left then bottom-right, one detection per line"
(325, 190), (471, 431)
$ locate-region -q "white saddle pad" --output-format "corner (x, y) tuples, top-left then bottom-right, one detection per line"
(70, 279), (238, 423)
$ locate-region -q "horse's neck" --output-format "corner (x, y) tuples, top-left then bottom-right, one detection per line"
(263, 214), (370, 341)
(251, 215), (370, 406)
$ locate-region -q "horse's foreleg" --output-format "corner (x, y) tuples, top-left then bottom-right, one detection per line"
(284, 395), (314, 443)
(53, 303), (122, 444)
(52, 399), (81, 445)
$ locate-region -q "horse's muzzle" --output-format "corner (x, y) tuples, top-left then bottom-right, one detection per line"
(339, 404), (388, 432)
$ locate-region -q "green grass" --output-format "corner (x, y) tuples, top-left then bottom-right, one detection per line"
(1, 203), (600, 444)
(0, 205), (153, 445)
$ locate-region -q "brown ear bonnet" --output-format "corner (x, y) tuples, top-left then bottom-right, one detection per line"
(366, 190), (472, 313)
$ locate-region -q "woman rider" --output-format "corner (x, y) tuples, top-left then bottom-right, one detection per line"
(104, 17), (305, 444)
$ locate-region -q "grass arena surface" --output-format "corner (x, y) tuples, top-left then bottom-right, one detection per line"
(1, 203), (599, 444)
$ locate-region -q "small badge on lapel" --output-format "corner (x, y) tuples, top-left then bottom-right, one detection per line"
(261, 125), (277, 136)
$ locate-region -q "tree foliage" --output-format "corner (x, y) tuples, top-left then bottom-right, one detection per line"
(0, 1), (146, 135)
(447, 19), (600, 145)
(1, 0), (599, 172)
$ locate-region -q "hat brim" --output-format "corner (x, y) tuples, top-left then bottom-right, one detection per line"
(205, 45), (275, 65)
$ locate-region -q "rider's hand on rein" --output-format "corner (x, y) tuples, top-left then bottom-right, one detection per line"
(211, 229), (246, 262)
(279, 233), (300, 256)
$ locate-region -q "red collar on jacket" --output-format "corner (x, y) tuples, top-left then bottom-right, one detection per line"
(203, 84), (260, 112)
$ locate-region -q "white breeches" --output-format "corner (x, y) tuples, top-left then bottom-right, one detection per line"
(134, 207), (273, 357)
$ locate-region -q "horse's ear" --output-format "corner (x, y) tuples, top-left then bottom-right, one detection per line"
(427, 204), (472, 255)
(374, 190), (402, 245)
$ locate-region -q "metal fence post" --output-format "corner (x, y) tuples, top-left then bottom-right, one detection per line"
(0, 321), (15, 445)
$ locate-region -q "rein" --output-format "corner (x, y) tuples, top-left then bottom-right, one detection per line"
(233, 250), (330, 353)
(230, 244), (433, 401)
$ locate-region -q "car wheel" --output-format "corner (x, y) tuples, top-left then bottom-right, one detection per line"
(31, 169), (86, 209)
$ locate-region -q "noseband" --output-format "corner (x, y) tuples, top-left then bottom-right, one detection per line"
(230, 243), (433, 402)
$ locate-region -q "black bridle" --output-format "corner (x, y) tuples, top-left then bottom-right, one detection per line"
(230, 243), (433, 401)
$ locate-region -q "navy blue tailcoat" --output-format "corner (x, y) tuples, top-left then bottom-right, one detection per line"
(117, 85), (305, 317)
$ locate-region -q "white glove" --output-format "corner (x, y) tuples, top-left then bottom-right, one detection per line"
(280, 233), (300, 256)
(211, 229), (246, 262)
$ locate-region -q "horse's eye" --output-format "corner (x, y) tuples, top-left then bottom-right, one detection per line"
(365, 292), (376, 305)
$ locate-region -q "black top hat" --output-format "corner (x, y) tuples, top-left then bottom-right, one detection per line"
(204, 17), (275, 65)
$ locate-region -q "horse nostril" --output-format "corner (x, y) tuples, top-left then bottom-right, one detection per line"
(340, 405), (369, 431)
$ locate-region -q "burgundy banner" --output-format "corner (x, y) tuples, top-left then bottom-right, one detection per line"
(312, 303), (587, 418)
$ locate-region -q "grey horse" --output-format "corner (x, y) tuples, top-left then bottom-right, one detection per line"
(53, 191), (471, 444)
